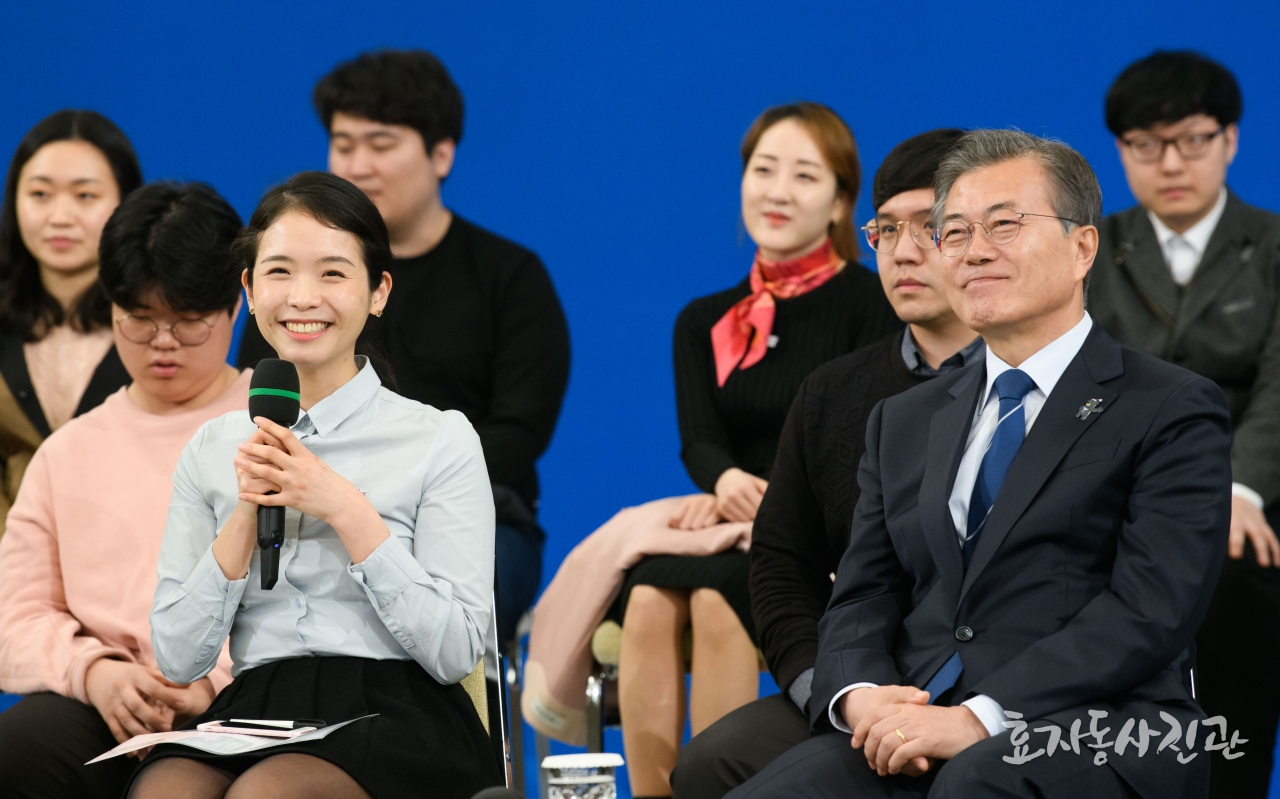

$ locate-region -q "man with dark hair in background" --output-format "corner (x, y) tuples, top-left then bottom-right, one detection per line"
(1089, 50), (1280, 798)
(238, 50), (571, 657)
(671, 129), (981, 799)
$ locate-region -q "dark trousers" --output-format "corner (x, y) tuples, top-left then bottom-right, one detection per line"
(722, 730), (1157, 799)
(672, 692), (811, 799)
(495, 521), (543, 647)
(1196, 535), (1280, 799)
(0, 692), (135, 799)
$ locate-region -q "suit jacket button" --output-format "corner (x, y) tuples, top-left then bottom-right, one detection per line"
(955, 626), (974, 642)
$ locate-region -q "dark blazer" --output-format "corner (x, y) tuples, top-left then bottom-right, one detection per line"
(812, 325), (1232, 798)
(1090, 191), (1280, 505)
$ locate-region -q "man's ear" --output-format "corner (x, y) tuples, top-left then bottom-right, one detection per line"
(1223, 123), (1240, 166)
(430, 139), (457, 181)
(1074, 224), (1100, 279)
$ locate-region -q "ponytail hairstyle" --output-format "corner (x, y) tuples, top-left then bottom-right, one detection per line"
(232, 171), (396, 388)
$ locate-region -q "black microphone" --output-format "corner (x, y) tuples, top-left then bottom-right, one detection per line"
(247, 359), (300, 590)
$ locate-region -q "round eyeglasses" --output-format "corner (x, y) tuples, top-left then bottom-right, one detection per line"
(861, 212), (936, 253)
(936, 211), (1082, 257)
(115, 313), (217, 346)
(1121, 129), (1224, 164)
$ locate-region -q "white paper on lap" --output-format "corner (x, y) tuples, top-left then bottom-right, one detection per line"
(85, 714), (378, 764)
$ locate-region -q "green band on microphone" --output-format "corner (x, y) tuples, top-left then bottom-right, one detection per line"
(249, 387), (301, 401)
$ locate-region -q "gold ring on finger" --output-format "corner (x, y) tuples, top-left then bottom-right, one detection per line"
(895, 728), (907, 743)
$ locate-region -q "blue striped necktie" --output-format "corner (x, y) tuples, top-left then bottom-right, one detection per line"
(964, 368), (1036, 568)
(924, 369), (1037, 705)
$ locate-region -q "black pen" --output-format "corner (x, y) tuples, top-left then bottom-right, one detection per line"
(227, 719), (327, 730)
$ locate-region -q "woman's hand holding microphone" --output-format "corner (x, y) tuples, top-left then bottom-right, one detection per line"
(234, 417), (389, 564)
(212, 423), (286, 580)
(213, 417), (388, 578)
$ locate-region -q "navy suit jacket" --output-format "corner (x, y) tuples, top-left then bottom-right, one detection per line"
(812, 324), (1232, 797)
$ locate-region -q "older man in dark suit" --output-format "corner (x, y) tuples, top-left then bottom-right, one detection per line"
(1088, 50), (1280, 798)
(727, 129), (1232, 799)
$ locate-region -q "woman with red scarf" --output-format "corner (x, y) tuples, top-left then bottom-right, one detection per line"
(626, 102), (896, 797)
(525, 103), (897, 797)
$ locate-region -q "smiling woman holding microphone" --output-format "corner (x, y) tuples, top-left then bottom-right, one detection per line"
(131, 172), (501, 799)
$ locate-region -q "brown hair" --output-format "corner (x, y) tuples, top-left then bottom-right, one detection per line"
(740, 102), (861, 260)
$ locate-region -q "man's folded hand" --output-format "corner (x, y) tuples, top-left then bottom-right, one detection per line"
(862, 702), (988, 777)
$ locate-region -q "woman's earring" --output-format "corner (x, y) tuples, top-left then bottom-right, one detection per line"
(248, 305), (255, 315)
(373, 308), (383, 318)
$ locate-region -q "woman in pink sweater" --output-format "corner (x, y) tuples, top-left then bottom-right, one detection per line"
(0, 182), (251, 799)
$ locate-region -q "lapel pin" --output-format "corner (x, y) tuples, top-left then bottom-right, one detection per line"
(1076, 398), (1106, 420)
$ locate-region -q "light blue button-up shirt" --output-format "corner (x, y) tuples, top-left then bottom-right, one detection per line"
(151, 358), (495, 686)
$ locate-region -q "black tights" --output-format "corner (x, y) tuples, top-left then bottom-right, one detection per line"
(129, 753), (373, 799)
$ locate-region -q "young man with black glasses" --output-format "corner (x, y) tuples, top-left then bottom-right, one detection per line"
(1089, 50), (1280, 799)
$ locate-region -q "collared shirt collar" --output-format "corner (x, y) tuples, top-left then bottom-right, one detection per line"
(1147, 186), (1227, 259)
(981, 313), (1093, 406)
(901, 326), (985, 377)
(293, 356), (381, 437)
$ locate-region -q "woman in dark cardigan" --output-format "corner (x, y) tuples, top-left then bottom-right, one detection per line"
(0, 110), (141, 535)
(613, 103), (899, 798)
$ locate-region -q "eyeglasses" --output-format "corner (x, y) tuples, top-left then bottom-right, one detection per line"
(936, 211), (1082, 257)
(1121, 128), (1225, 163)
(861, 212), (936, 253)
(115, 313), (218, 346)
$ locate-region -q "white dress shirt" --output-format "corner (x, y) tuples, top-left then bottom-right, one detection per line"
(151, 357), (496, 687)
(1148, 187), (1226, 287)
(1147, 190), (1261, 509)
(948, 313), (1094, 542)
(829, 313), (1094, 738)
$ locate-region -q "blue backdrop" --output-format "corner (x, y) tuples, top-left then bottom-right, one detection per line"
(3, 0), (1280, 794)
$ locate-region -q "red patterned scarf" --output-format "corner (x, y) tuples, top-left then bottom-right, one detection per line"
(710, 239), (843, 387)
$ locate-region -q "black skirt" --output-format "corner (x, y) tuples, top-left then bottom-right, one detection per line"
(130, 656), (502, 799)
(610, 549), (756, 642)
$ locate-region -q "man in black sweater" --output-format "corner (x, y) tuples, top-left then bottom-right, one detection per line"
(671, 129), (980, 799)
(237, 50), (571, 649)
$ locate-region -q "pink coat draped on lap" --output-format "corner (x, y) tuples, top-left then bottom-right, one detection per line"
(522, 495), (751, 745)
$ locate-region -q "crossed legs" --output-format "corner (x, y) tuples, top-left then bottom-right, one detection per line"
(620, 586), (759, 796)
(129, 753), (372, 799)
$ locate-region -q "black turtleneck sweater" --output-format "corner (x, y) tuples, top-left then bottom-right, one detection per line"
(237, 215), (570, 519)
(673, 263), (899, 492)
